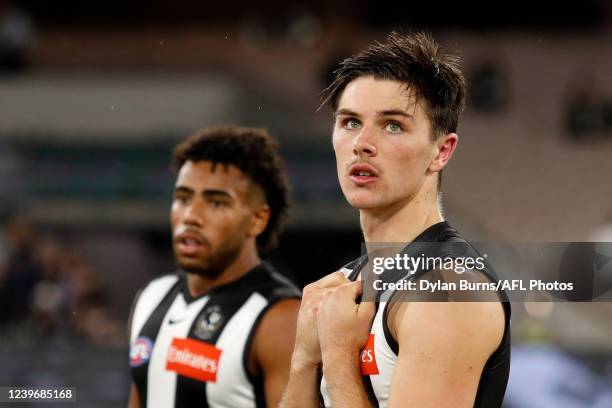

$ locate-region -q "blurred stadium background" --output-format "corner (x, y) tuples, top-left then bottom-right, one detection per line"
(1, 0), (612, 406)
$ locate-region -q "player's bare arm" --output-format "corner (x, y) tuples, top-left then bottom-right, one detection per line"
(387, 300), (505, 407)
(127, 383), (140, 408)
(317, 280), (376, 408)
(127, 292), (141, 408)
(279, 271), (350, 408)
(249, 298), (300, 408)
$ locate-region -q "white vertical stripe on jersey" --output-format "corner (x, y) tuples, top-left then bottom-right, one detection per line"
(130, 275), (179, 343)
(147, 293), (210, 408)
(206, 292), (269, 408)
(339, 267), (353, 278)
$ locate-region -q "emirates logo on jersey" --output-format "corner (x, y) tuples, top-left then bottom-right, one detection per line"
(360, 334), (379, 375)
(166, 338), (222, 382)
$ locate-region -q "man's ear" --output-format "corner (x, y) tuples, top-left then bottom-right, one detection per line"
(249, 203), (271, 238)
(429, 132), (459, 173)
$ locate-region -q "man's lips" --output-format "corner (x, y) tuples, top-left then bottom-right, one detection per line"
(348, 163), (379, 186)
(174, 230), (207, 256)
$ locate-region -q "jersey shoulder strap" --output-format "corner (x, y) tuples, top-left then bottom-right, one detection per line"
(129, 273), (181, 342)
(339, 256), (367, 281)
(249, 262), (301, 302)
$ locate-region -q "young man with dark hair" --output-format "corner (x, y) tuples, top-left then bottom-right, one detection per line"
(128, 125), (300, 408)
(281, 32), (510, 407)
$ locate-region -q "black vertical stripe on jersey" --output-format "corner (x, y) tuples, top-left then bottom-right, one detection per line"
(132, 278), (182, 408)
(252, 370), (267, 408)
(173, 287), (254, 408)
(381, 301), (399, 355)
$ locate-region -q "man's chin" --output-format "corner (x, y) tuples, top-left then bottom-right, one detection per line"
(345, 195), (383, 210)
(343, 187), (382, 208)
(174, 244), (242, 280)
(177, 259), (210, 275)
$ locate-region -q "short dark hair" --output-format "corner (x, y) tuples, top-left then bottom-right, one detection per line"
(171, 125), (290, 254)
(320, 31), (467, 139)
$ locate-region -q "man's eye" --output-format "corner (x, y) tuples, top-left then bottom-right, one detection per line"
(385, 122), (403, 133)
(174, 195), (189, 204)
(344, 118), (362, 130)
(210, 200), (227, 208)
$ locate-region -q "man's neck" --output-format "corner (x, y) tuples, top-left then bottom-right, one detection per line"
(360, 188), (443, 243)
(186, 242), (260, 297)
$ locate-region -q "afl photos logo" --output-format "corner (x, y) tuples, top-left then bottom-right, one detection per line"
(130, 336), (154, 367)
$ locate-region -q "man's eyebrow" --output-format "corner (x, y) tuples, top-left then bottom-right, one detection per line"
(173, 186), (233, 198)
(174, 186), (193, 194)
(333, 109), (414, 119)
(202, 189), (233, 198)
(334, 108), (360, 118)
(378, 109), (414, 118)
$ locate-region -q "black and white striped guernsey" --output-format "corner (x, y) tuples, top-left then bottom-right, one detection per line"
(129, 262), (300, 408)
(320, 221), (511, 408)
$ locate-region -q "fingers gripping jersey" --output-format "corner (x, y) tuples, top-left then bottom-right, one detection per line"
(320, 222), (512, 408)
(129, 263), (300, 408)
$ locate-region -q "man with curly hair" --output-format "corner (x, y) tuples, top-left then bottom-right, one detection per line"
(128, 125), (300, 408)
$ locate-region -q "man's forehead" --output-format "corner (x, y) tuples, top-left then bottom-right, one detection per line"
(176, 160), (249, 187)
(337, 77), (421, 114)
(178, 160), (242, 174)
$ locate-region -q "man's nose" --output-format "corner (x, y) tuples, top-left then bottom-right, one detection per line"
(183, 200), (204, 227)
(353, 126), (378, 157)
